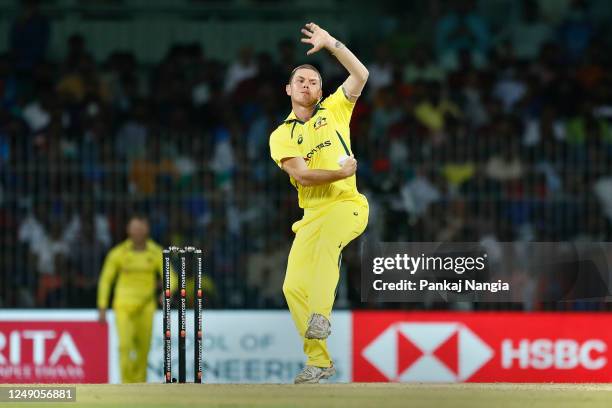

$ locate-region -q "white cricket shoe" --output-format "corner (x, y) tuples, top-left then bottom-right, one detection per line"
(294, 364), (336, 384)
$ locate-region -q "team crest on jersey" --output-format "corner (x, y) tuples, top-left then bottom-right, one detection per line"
(313, 116), (327, 130)
(297, 135), (303, 144)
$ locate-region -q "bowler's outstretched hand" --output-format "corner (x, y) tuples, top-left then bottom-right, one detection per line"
(301, 22), (334, 56)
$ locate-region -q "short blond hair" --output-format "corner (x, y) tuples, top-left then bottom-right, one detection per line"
(288, 64), (322, 87)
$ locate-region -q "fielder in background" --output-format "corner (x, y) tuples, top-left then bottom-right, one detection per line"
(269, 22), (369, 383)
(97, 215), (177, 383)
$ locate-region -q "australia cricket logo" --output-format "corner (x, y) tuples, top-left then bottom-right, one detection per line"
(313, 116), (327, 130)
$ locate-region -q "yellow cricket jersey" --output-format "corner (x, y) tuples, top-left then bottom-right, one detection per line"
(269, 86), (364, 209)
(97, 239), (176, 309)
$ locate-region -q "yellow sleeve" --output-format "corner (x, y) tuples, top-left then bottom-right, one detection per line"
(269, 128), (301, 168)
(322, 86), (356, 126)
(97, 247), (121, 309)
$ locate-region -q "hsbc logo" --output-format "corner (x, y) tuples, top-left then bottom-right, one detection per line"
(502, 339), (607, 370)
(361, 322), (493, 382)
(355, 313), (612, 383)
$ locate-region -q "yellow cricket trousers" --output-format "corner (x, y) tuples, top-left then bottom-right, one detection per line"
(114, 300), (155, 383)
(283, 197), (369, 368)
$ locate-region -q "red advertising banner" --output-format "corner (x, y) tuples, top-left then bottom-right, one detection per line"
(353, 312), (612, 383)
(0, 321), (108, 383)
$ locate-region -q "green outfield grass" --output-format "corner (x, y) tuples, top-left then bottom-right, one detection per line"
(2, 383), (612, 408)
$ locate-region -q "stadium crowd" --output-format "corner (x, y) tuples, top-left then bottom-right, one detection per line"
(1, 0), (611, 310)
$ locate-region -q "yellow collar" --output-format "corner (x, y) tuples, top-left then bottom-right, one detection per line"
(284, 111), (302, 124)
(284, 103), (325, 125)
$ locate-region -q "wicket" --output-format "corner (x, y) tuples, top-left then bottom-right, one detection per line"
(162, 246), (204, 383)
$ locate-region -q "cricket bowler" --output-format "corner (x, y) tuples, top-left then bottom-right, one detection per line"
(269, 22), (369, 383)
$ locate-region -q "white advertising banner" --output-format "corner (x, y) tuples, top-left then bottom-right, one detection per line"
(140, 310), (352, 384)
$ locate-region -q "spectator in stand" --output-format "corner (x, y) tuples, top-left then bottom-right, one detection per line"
(225, 46), (258, 95)
(63, 33), (90, 71)
(103, 51), (141, 112)
(558, 0), (594, 62)
(486, 139), (525, 182)
(403, 45), (445, 84)
(9, 0), (50, 73)
(400, 165), (442, 219)
(277, 38), (297, 77)
(246, 239), (287, 307)
(441, 138), (475, 194)
(498, 0), (553, 61)
(68, 216), (106, 307)
(116, 101), (150, 161)
(128, 140), (178, 196)
(367, 44), (394, 98)
(63, 201), (111, 249)
(413, 81), (461, 143)
(435, 0), (490, 70)
(21, 87), (55, 134)
(0, 55), (19, 112)
(57, 54), (110, 104)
